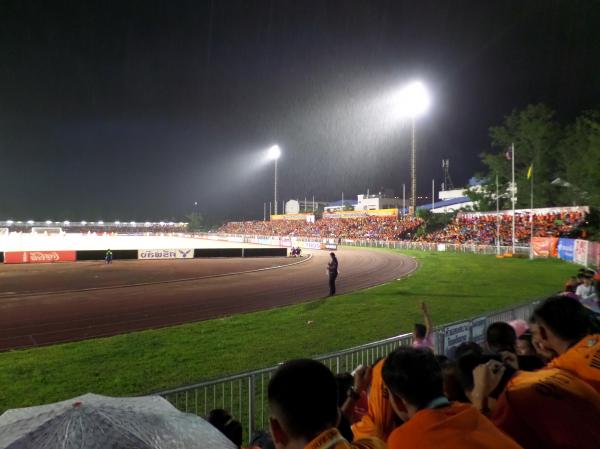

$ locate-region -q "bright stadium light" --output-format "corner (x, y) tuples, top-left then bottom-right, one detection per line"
(7, 220), (13, 225)
(98, 221), (104, 225)
(130, 221), (136, 226)
(27, 220), (34, 224)
(392, 81), (430, 119)
(115, 220), (121, 225)
(45, 220), (52, 225)
(266, 144), (282, 215)
(64, 220), (70, 226)
(391, 80), (431, 214)
(267, 144), (281, 160)
(145, 221), (151, 226)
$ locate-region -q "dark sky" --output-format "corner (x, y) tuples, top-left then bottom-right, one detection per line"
(1, 0), (598, 222)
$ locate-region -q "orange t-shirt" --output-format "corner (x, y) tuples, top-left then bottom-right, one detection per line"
(304, 428), (386, 449)
(547, 334), (600, 393)
(492, 368), (600, 449)
(351, 359), (402, 441)
(387, 402), (522, 449)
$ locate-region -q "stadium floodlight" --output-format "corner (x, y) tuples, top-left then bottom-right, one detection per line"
(145, 221), (151, 226)
(392, 81), (430, 214)
(392, 81), (430, 119)
(81, 221), (87, 225)
(45, 220), (52, 225)
(7, 220), (13, 225)
(64, 220), (70, 225)
(115, 221), (121, 225)
(130, 221), (136, 226)
(266, 144), (282, 215)
(98, 221), (104, 225)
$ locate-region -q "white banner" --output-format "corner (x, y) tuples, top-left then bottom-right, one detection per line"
(471, 317), (487, 345)
(444, 321), (471, 355)
(138, 249), (194, 260)
(574, 239), (589, 266)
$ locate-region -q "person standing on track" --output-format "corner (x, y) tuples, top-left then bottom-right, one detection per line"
(105, 249), (113, 264)
(327, 252), (339, 296)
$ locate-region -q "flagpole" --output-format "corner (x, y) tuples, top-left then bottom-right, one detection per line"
(496, 174), (500, 256)
(511, 142), (516, 254)
(529, 167), (534, 260)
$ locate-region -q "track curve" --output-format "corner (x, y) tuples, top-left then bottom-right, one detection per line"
(0, 248), (417, 350)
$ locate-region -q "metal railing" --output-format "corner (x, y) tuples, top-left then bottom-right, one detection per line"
(157, 299), (539, 440)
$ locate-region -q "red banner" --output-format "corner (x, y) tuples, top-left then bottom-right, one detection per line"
(4, 251), (77, 264)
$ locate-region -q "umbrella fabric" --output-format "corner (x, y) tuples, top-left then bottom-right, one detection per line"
(0, 393), (236, 449)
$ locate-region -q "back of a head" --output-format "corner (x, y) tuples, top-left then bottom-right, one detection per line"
(268, 359), (338, 440)
(381, 347), (443, 409)
(486, 322), (517, 353)
(530, 295), (599, 343)
(454, 343), (515, 397)
(414, 323), (427, 339)
(207, 409), (243, 448)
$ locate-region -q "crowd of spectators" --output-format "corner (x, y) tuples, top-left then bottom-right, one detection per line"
(420, 210), (586, 245)
(218, 270), (600, 449)
(218, 216), (423, 241)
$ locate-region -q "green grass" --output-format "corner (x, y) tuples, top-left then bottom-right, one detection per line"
(0, 250), (574, 412)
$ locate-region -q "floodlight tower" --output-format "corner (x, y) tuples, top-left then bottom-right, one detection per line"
(395, 81), (430, 214)
(267, 145), (282, 215)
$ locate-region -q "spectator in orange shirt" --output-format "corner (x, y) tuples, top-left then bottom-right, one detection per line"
(268, 359), (386, 449)
(351, 359), (403, 441)
(455, 342), (600, 449)
(529, 295), (600, 393)
(382, 347), (523, 449)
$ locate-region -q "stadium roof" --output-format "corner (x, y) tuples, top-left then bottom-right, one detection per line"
(418, 196), (472, 211)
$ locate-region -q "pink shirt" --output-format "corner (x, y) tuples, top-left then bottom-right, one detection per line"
(412, 334), (434, 350)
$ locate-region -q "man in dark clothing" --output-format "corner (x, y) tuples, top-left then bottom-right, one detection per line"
(328, 252), (338, 296)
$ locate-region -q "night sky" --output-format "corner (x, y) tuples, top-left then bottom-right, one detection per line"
(1, 0), (598, 222)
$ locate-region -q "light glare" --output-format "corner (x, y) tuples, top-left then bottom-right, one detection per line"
(392, 81), (430, 118)
(267, 145), (281, 160)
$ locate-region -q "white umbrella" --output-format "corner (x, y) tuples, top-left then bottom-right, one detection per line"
(0, 393), (236, 449)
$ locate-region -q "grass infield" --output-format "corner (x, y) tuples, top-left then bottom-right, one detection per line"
(0, 249), (574, 412)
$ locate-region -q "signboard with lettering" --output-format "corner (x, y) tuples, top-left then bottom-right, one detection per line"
(471, 317), (487, 345)
(138, 249), (194, 260)
(443, 321), (471, 355)
(4, 251), (77, 264)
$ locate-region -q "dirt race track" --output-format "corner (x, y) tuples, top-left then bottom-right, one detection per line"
(0, 248), (417, 351)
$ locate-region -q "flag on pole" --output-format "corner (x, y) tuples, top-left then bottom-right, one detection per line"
(527, 164), (533, 180)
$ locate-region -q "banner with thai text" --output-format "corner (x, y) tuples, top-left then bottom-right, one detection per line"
(138, 249), (194, 260)
(322, 208), (398, 219)
(574, 239), (589, 266)
(531, 237), (558, 258)
(4, 250), (77, 264)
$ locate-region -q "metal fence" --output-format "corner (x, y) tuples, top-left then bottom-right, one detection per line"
(157, 299), (539, 441)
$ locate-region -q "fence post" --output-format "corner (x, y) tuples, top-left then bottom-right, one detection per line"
(248, 375), (255, 438)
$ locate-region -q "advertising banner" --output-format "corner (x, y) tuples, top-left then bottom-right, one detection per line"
(138, 249), (194, 260)
(471, 317), (487, 345)
(557, 238), (575, 262)
(443, 321), (471, 355)
(574, 239), (589, 266)
(531, 237), (552, 257)
(437, 244), (446, 252)
(323, 208), (398, 219)
(270, 213), (314, 221)
(4, 250), (76, 264)
(588, 241), (600, 268)
(323, 243), (338, 250)
(301, 241), (322, 250)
